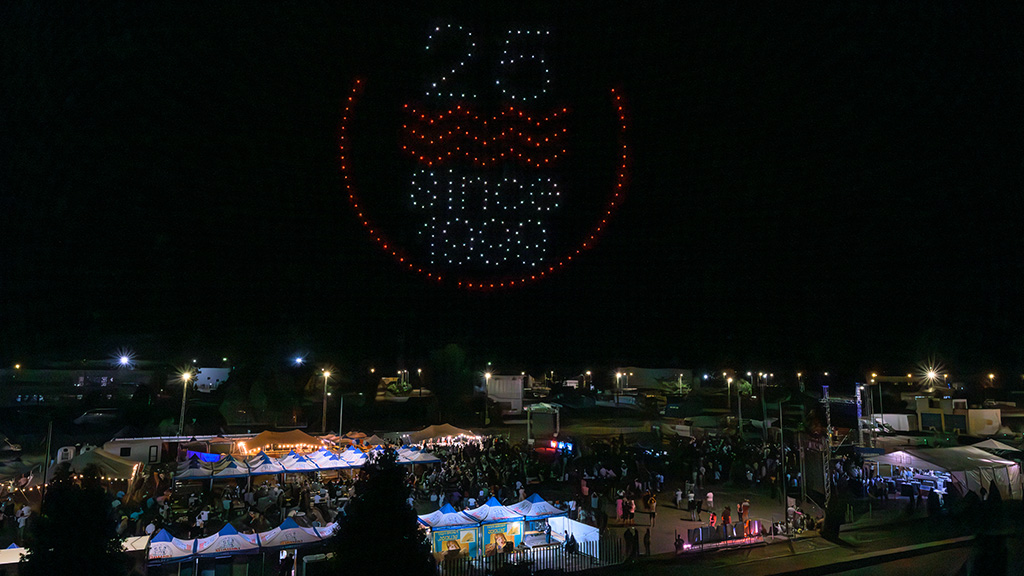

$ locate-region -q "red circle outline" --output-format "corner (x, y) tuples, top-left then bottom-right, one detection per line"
(339, 79), (630, 290)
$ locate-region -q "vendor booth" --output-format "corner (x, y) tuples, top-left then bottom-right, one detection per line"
(258, 517), (323, 549)
(509, 493), (567, 546)
(245, 451), (286, 476)
(147, 529), (196, 565)
(418, 503), (480, 560)
(465, 497), (526, 556)
(867, 446), (1021, 500)
(195, 523), (261, 557)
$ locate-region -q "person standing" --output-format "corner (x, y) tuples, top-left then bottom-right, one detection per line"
(616, 496), (623, 524)
(649, 495), (657, 527)
(627, 497), (636, 526)
(706, 490), (714, 511)
(675, 487), (683, 510)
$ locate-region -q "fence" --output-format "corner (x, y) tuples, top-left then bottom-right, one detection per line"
(436, 537), (625, 576)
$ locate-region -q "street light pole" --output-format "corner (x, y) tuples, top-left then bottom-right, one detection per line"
(484, 372), (491, 426)
(760, 373), (768, 442)
(725, 373), (731, 411)
(779, 396), (785, 506)
(737, 378), (743, 435)
(177, 371), (192, 437)
(322, 371), (331, 434)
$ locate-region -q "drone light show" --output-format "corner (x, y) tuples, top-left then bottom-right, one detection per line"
(340, 22), (629, 289)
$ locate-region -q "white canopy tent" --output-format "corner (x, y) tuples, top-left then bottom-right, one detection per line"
(246, 451), (286, 476)
(508, 493), (567, 520)
(211, 456), (250, 479)
(195, 523), (260, 557)
(279, 451), (320, 473)
(147, 529), (195, 565)
(464, 497), (524, 524)
(972, 439), (1023, 454)
(257, 517), (323, 549)
(867, 446), (1021, 499)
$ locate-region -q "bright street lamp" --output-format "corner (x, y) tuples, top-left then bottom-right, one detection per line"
(177, 371), (193, 437)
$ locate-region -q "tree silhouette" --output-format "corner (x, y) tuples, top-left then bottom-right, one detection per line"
(21, 464), (127, 576)
(331, 446), (433, 576)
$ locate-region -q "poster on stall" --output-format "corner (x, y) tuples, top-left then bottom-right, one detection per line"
(432, 527), (477, 560)
(482, 522), (522, 556)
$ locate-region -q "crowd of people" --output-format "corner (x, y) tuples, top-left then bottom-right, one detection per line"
(0, 429), (833, 558)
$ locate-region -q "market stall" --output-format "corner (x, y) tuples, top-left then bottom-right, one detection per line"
(464, 497), (526, 556)
(418, 503), (480, 560)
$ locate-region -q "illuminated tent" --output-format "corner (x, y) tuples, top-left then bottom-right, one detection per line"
(257, 517), (323, 549)
(867, 446), (1021, 499)
(340, 447), (367, 467)
(508, 493), (567, 520)
(279, 451), (320, 473)
(211, 456), (250, 479)
(195, 523), (260, 557)
(246, 430), (323, 452)
(464, 497), (524, 524)
(308, 448), (347, 470)
(418, 503), (478, 529)
(174, 455), (213, 480)
(147, 529), (196, 565)
(246, 451), (286, 476)
(402, 451), (442, 465)
(46, 448), (141, 482)
(973, 439), (1023, 455)
(408, 423), (476, 444)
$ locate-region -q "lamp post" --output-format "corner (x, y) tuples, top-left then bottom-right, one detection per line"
(615, 372), (622, 404)
(322, 371), (331, 434)
(736, 377), (743, 435)
(759, 373), (768, 442)
(177, 371), (192, 437)
(484, 372), (491, 426)
(726, 376), (734, 427)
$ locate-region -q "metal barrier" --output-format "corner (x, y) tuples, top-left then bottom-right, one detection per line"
(436, 537), (625, 575)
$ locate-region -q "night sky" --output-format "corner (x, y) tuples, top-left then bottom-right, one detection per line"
(3, 2), (1023, 379)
